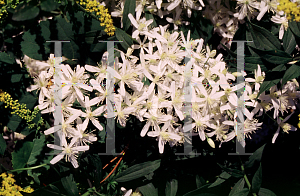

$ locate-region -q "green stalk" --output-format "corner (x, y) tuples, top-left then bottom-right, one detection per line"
(239, 156), (257, 196)
(8, 163), (48, 172)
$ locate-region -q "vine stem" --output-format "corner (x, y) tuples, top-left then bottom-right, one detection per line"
(239, 156), (257, 196)
(8, 163), (48, 172)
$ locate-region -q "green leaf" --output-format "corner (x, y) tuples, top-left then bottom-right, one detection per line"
(208, 172), (231, 188)
(230, 188), (249, 196)
(56, 15), (79, 60)
(21, 20), (51, 60)
(252, 163), (262, 194)
(229, 178), (245, 196)
(19, 92), (37, 111)
(0, 52), (15, 64)
(12, 141), (33, 171)
(27, 135), (46, 165)
(244, 57), (267, 72)
(122, 0), (136, 31)
(249, 47), (292, 65)
(142, 76), (151, 86)
(11, 74), (23, 83)
(196, 175), (205, 188)
(115, 27), (134, 51)
(289, 20), (300, 38)
(40, 0), (60, 12)
(247, 22), (281, 50)
(12, 3), (40, 21)
(12, 135), (46, 173)
(183, 184), (218, 196)
(145, 11), (157, 27)
(165, 179), (178, 196)
(115, 159), (161, 182)
(217, 163), (244, 178)
(60, 165), (79, 196)
(258, 188), (277, 196)
(7, 115), (22, 132)
(283, 27), (297, 55)
(282, 64), (300, 86)
(180, 12), (213, 44)
(139, 183), (158, 196)
(0, 134), (6, 155)
(27, 169), (41, 184)
(245, 144), (266, 169)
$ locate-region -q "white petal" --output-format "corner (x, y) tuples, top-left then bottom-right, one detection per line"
(272, 128), (280, 143)
(141, 121), (151, 137)
(47, 144), (63, 151)
(50, 152), (65, 165)
(91, 118), (103, 131)
(147, 131), (160, 137)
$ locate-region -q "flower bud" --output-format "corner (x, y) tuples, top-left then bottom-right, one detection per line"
(207, 138), (215, 148)
(232, 72), (242, 77)
(209, 50), (216, 58)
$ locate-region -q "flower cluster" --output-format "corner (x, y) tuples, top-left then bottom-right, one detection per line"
(277, 0), (300, 21)
(0, 173), (34, 195)
(0, 89), (44, 130)
(22, 1), (300, 168)
(76, 0), (115, 36)
(26, 18), (300, 168)
(0, 0), (20, 23)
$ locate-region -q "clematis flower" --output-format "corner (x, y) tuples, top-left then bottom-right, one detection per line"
(147, 130), (182, 154)
(272, 112), (297, 143)
(128, 13), (154, 39)
(47, 136), (89, 168)
(79, 96), (106, 131)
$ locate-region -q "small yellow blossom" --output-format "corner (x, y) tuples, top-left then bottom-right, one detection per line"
(77, 0), (115, 36)
(0, 90), (44, 130)
(278, 0), (300, 22)
(0, 172), (34, 195)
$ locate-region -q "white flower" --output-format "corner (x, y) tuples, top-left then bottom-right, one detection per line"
(147, 130), (182, 153)
(61, 64), (93, 103)
(111, 1), (125, 28)
(47, 137), (89, 168)
(73, 123), (97, 146)
(128, 13), (154, 39)
(272, 112), (297, 143)
(257, 0), (279, 21)
(196, 83), (225, 116)
(44, 114), (79, 137)
(80, 96), (106, 131)
(271, 14), (288, 39)
(140, 110), (172, 137)
(234, 0), (260, 20)
(26, 71), (50, 104)
(245, 64), (265, 91)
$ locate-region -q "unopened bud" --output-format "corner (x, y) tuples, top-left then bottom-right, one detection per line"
(207, 138), (215, 148)
(209, 50), (217, 58)
(3, 126), (8, 133)
(14, 133), (26, 140)
(232, 72), (242, 77)
(292, 78), (299, 88)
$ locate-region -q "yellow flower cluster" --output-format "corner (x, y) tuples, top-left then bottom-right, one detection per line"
(0, 89), (43, 130)
(76, 0), (115, 36)
(277, 0), (300, 21)
(0, 0), (19, 22)
(0, 172), (34, 195)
